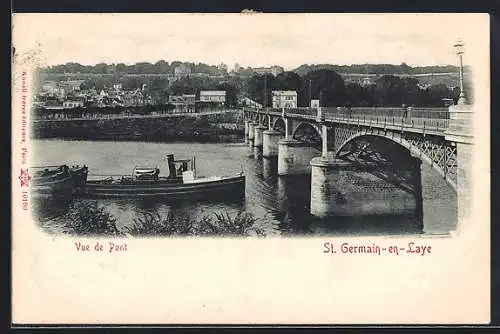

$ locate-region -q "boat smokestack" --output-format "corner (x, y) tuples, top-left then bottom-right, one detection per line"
(167, 154), (176, 178)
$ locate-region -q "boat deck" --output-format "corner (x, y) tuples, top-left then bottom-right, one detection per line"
(79, 173), (246, 199)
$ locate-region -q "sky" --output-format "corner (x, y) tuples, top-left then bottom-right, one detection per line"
(12, 13), (488, 70)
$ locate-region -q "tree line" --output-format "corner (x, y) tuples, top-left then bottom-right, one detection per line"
(246, 70), (472, 107)
(292, 63), (463, 76)
(41, 61), (463, 76)
(41, 61), (226, 75)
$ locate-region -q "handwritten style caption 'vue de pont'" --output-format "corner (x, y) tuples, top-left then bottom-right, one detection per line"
(323, 242), (432, 256)
(75, 241), (128, 254)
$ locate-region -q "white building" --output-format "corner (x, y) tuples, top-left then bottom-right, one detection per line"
(199, 90), (226, 104)
(41, 81), (58, 93)
(169, 94), (196, 113)
(253, 66), (284, 76)
(272, 90), (298, 108)
(310, 99), (320, 108)
(174, 64), (192, 79)
(63, 98), (85, 108)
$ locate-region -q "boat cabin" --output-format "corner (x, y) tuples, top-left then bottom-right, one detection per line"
(130, 154), (197, 183)
(166, 154), (196, 182)
(133, 167), (160, 181)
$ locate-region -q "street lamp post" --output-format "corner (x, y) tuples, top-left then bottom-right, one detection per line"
(264, 76), (267, 110)
(308, 79), (312, 107)
(454, 39), (467, 105)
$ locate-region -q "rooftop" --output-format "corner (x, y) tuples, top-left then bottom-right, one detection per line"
(200, 90), (226, 95)
(272, 90), (297, 95)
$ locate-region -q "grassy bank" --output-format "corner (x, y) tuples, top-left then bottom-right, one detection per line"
(54, 200), (264, 237)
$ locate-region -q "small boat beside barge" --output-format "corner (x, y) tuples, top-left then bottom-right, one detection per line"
(77, 154), (245, 200)
(31, 165), (88, 200)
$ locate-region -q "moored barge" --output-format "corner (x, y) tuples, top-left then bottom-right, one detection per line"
(77, 154), (245, 200)
(31, 165), (88, 200)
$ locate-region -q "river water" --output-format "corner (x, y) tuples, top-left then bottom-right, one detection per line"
(31, 139), (457, 236)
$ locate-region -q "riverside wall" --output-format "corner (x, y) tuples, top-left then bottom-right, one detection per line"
(31, 111), (245, 143)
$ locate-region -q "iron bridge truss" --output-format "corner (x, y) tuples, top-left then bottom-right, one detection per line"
(331, 124), (458, 189)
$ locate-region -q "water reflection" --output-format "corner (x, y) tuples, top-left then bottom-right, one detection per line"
(253, 146), (263, 160)
(262, 157), (278, 182)
(32, 140), (456, 236)
(309, 214), (423, 236)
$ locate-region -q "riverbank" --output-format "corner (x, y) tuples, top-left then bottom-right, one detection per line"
(31, 110), (245, 143)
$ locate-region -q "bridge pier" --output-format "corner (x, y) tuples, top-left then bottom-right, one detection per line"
(246, 106), (464, 231)
(262, 130), (281, 158)
(253, 125), (267, 148)
(445, 104), (474, 232)
(310, 157), (421, 219)
(247, 122), (256, 146)
(277, 139), (319, 176)
(244, 120), (251, 143)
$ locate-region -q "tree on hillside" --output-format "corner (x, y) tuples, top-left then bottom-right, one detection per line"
(167, 76), (219, 97)
(247, 74), (277, 107)
(275, 71), (304, 92)
(274, 71), (305, 105)
(168, 78), (197, 96)
(115, 63), (127, 74)
(121, 76), (148, 90)
(153, 60), (171, 74)
(303, 69), (345, 106)
(216, 82), (238, 107)
(344, 83), (376, 107)
(374, 75), (404, 106)
(424, 84), (453, 106)
(92, 63), (109, 74)
(80, 76), (117, 90)
(147, 77), (170, 103)
(400, 77), (422, 106)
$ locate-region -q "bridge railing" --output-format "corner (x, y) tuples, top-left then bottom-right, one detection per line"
(246, 106), (451, 131)
(326, 112), (450, 131)
(285, 107), (317, 116)
(253, 107), (317, 116)
(325, 107), (450, 119)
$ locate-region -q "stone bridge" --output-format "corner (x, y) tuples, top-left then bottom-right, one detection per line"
(244, 105), (473, 230)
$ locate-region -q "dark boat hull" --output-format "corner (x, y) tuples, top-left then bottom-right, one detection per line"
(77, 174), (246, 199)
(31, 176), (75, 200)
(31, 165), (88, 200)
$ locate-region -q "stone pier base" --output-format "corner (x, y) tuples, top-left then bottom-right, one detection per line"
(248, 122), (256, 142)
(310, 157), (417, 218)
(277, 139), (319, 176)
(253, 125), (266, 148)
(263, 130), (281, 158)
(244, 120), (250, 143)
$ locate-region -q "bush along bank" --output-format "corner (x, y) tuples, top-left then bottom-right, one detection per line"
(31, 113), (245, 143)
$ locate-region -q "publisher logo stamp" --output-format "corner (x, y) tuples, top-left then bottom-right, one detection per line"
(19, 168), (31, 187)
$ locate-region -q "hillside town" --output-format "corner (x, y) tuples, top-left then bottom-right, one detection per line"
(32, 61), (466, 119)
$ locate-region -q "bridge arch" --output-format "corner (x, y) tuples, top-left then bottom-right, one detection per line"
(272, 117), (286, 132)
(291, 121), (322, 138)
(291, 122), (322, 149)
(335, 133), (457, 192)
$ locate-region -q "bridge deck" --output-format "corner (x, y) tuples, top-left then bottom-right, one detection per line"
(250, 107), (449, 136)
